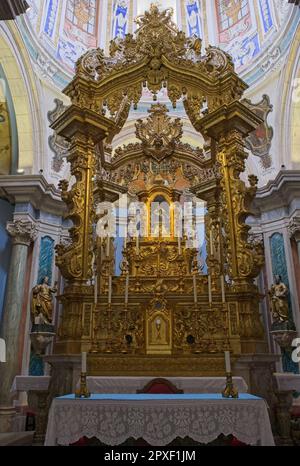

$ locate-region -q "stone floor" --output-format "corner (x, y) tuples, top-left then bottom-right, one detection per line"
(0, 432), (34, 446)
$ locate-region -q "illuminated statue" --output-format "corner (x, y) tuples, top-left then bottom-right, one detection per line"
(120, 256), (129, 275)
(31, 277), (58, 325)
(151, 203), (170, 237)
(268, 275), (289, 323)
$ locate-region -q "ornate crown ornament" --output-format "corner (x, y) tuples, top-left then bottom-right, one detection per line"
(135, 104), (183, 162)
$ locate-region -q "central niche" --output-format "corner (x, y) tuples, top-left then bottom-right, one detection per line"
(149, 194), (172, 238)
(146, 297), (172, 355)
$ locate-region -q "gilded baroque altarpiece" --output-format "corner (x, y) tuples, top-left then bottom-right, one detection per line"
(50, 6), (267, 376)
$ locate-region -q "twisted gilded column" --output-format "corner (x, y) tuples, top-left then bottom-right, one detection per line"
(0, 220), (36, 431)
(197, 102), (265, 288)
(195, 101), (266, 353)
(50, 105), (115, 354)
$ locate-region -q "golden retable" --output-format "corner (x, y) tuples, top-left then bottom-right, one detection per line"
(50, 6), (266, 376)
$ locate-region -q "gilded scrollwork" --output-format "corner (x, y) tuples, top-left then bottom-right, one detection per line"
(174, 308), (227, 353)
(204, 46), (234, 74)
(75, 48), (106, 81)
(183, 95), (206, 130)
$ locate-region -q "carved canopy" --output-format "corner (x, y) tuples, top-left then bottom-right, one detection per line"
(63, 5), (249, 140)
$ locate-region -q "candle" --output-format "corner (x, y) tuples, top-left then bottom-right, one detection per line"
(136, 234), (139, 255)
(193, 274), (198, 305)
(221, 275), (226, 303)
(208, 274), (212, 304)
(125, 274), (129, 305)
(225, 351), (231, 373)
(210, 231), (214, 256)
(108, 276), (112, 304)
(106, 237), (110, 257)
(178, 236), (182, 255)
(82, 352), (87, 373)
(94, 275), (98, 305)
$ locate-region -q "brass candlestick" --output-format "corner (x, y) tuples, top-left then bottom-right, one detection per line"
(222, 373), (239, 399)
(75, 373), (91, 398)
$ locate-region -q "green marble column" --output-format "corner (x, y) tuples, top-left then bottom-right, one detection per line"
(0, 220), (36, 432)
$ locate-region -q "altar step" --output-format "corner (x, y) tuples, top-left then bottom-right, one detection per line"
(0, 431), (34, 446)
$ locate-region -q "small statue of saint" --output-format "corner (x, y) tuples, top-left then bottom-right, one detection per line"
(31, 277), (58, 325)
(268, 275), (289, 323)
(120, 256), (129, 276)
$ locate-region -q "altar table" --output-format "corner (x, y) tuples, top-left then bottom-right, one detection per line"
(45, 394), (275, 446)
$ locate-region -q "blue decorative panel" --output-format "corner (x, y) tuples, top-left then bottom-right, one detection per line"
(44, 0), (59, 40)
(29, 235), (55, 376)
(37, 236), (55, 285)
(234, 33), (260, 68)
(270, 233), (299, 374)
(282, 349), (299, 375)
(29, 353), (44, 376)
(269, 233), (292, 319)
(259, 0), (273, 34)
(112, 0), (129, 39)
(185, 0), (202, 38)
(57, 38), (85, 69)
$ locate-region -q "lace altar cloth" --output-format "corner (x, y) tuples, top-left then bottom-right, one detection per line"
(45, 394), (274, 446)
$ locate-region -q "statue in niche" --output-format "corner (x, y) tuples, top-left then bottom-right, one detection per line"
(268, 275), (289, 323)
(151, 204), (170, 237)
(31, 277), (58, 325)
(120, 256), (129, 276)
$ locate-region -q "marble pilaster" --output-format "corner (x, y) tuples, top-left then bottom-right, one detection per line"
(0, 220), (36, 432)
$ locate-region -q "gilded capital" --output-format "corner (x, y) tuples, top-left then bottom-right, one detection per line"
(288, 217), (300, 242)
(7, 220), (37, 246)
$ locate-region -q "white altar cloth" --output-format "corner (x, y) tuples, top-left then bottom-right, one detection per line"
(11, 376), (51, 397)
(78, 376), (248, 394)
(45, 394), (274, 446)
(273, 373), (300, 392)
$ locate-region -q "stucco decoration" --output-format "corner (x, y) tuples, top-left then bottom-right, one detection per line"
(243, 95), (274, 170)
(48, 99), (70, 173)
